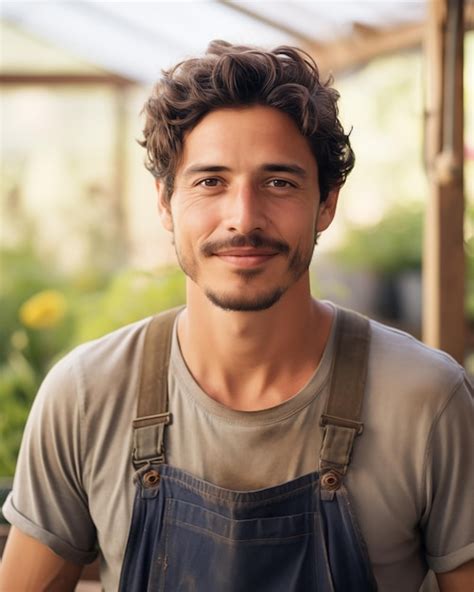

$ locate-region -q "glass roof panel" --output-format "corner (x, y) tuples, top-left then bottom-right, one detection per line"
(1, 0), (427, 82)
(2, 1), (297, 82)
(0, 20), (105, 73)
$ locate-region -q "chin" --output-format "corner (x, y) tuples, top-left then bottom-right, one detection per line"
(204, 287), (286, 312)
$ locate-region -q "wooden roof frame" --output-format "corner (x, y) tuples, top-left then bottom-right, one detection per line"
(221, 0), (473, 76)
(0, 73), (135, 86)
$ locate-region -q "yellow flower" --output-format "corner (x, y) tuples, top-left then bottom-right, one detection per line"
(19, 290), (67, 329)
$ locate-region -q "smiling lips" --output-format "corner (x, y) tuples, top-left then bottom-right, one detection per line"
(215, 249), (279, 268)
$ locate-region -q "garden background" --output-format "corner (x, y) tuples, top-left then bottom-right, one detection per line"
(1, 8), (473, 482)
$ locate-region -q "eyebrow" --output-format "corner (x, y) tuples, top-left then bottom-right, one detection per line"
(183, 165), (230, 178)
(182, 163), (308, 179)
(262, 163), (307, 178)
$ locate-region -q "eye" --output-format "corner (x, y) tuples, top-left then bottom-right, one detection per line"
(267, 178), (296, 188)
(198, 178), (221, 187)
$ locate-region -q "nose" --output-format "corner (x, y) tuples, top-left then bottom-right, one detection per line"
(226, 182), (267, 234)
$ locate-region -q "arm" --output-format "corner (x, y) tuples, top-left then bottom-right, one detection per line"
(437, 559), (474, 592)
(420, 375), (474, 584)
(2, 354), (98, 581)
(0, 526), (82, 592)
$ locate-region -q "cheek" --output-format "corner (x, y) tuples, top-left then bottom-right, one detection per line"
(173, 205), (220, 245)
(279, 207), (317, 239)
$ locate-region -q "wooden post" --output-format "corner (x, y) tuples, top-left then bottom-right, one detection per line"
(113, 85), (129, 261)
(423, 0), (465, 362)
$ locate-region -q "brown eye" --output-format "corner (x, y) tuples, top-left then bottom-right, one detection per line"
(199, 178), (220, 187)
(269, 179), (293, 188)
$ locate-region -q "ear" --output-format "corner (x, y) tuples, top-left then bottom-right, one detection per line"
(316, 187), (340, 232)
(156, 180), (173, 232)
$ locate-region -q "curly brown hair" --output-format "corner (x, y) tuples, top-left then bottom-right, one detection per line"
(140, 40), (354, 202)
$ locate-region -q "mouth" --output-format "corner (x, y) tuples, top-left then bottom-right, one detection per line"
(214, 249), (279, 268)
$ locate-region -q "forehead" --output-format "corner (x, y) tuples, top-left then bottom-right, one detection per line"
(178, 105), (317, 175)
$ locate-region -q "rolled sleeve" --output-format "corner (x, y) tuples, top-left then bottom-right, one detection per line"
(2, 494), (98, 564)
(1, 350), (97, 564)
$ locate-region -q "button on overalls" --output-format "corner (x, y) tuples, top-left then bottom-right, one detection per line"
(119, 308), (378, 591)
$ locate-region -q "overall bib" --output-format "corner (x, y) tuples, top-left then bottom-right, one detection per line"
(119, 308), (377, 591)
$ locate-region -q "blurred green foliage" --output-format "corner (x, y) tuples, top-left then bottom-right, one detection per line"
(0, 245), (185, 476)
(334, 203), (424, 274)
(332, 202), (474, 319)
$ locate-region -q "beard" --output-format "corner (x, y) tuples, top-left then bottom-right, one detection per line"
(174, 231), (315, 313)
(205, 277), (286, 312)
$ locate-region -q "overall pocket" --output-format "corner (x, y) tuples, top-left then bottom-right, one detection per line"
(159, 498), (317, 592)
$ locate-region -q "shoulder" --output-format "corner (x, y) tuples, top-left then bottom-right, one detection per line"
(367, 318), (465, 404)
(33, 316), (154, 423)
(359, 317), (470, 467)
(69, 316), (152, 373)
(56, 317), (153, 388)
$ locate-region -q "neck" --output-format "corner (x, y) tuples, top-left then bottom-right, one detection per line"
(177, 277), (334, 411)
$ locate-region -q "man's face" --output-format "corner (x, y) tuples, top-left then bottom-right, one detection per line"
(158, 105), (337, 312)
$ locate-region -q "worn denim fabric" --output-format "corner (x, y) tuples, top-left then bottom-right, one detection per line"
(119, 464), (376, 591)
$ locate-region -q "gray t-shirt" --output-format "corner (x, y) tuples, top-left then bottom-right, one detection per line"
(3, 305), (473, 591)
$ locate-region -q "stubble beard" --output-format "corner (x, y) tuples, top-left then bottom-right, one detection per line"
(175, 238), (315, 313)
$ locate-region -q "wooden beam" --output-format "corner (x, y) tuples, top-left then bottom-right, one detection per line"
(0, 73), (135, 86)
(218, 0), (324, 49)
(220, 0), (473, 75)
(219, 0), (423, 73)
(219, 1), (424, 73)
(310, 23), (424, 74)
(422, 0), (465, 362)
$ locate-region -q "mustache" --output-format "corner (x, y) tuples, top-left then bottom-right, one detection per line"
(201, 233), (290, 257)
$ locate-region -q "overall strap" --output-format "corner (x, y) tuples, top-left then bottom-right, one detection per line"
(319, 308), (371, 492)
(132, 307), (183, 469)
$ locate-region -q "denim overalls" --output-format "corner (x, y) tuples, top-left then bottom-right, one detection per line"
(119, 308), (377, 591)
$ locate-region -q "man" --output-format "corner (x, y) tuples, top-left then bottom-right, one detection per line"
(0, 41), (472, 592)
